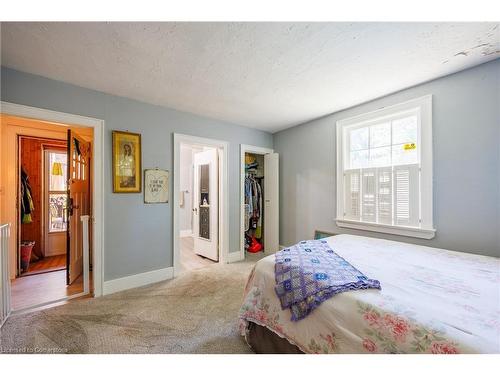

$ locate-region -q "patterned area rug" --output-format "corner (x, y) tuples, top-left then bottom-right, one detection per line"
(0, 256), (263, 354)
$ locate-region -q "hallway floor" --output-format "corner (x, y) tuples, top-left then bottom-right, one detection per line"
(22, 254), (66, 276)
(11, 269), (91, 311)
(179, 236), (216, 272)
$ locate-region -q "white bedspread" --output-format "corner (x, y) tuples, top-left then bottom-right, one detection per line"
(239, 234), (500, 353)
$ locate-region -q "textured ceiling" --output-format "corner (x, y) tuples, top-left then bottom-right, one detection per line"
(1, 22), (498, 133)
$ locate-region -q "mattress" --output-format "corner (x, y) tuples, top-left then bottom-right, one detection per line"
(239, 234), (500, 354)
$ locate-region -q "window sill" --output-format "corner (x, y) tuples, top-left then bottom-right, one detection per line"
(335, 219), (436, 239)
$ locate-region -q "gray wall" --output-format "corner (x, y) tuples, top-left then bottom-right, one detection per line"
(274, 59), (500, 257)
(1, 67), (273, 280)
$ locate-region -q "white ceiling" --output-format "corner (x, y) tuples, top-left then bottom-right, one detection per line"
(1, 22), (498, 133)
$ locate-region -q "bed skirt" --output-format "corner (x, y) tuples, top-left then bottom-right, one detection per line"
(244, 322), (304, 354)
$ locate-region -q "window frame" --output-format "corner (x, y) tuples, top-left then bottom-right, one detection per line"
(335, 95), (435, 239)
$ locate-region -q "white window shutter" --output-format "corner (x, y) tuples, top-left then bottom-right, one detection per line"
(377, 167), (392, 225)
(344, 169), (360, 221)
(361, 168), (377, 223)
(394, 164), (420, 227)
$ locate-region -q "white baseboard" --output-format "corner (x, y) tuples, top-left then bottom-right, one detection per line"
(180, 229), (192, 238)
(103, 267), (174, 295)
(227, 251), (244, 263)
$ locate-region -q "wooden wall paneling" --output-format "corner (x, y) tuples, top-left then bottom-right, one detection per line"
(20, 137), (67, 260)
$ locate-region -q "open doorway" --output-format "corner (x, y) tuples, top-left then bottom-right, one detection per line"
(1, 115), (94, 312)
(178, 143), (220, 272)
(240, 145), (280, 261)
(19, 137), (68, 278)
(173, 134), (229, 276)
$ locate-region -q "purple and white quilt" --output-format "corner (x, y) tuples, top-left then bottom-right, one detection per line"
(275, 240), (381, 321)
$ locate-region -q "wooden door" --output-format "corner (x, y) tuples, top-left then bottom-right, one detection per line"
(66, 130), (91, 285)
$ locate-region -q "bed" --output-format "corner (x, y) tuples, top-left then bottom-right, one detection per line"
(238, 234), (500, 354)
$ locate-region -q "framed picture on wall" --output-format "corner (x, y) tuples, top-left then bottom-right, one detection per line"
(144, 169), (169, 203)
(112, 130), (142, 193)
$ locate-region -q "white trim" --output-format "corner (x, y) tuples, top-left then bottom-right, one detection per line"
(173, 133), (229, 276)
(419, 96), (434, 229)
(335, 95), (435, 239)
(0, 224), (11, 328)
(335, 95), (432, 128)
(81, 215), (90, 295)
(103, 267), (174, 295)
(240, 144), (274, 261)
(227, 251), (244, 263)
(180, 229), (192, 238)
(1, 101), (105, 298)
(336, 219), (436, 239)
(218, 146), (225, 262)
(0, 102), (102, 128)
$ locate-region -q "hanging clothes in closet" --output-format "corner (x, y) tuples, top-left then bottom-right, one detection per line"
(245, 154), (264, 253)
(245, 174), (262, 232)
(20, 168), (35, 224)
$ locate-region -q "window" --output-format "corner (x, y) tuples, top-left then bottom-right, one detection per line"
(336, 95), (435, 239)
(47, 151), (68, 232)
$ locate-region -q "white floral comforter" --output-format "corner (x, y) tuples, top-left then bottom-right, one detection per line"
(239, 234), (500, 353)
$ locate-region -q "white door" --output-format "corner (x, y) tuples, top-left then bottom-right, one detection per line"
(193, 149), (219, 261)
(264, 153), (279, 253)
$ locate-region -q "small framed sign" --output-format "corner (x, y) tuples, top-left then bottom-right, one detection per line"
(144, 169), (169, 204)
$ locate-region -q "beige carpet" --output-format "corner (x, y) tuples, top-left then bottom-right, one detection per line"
(0, 255), (265, 354)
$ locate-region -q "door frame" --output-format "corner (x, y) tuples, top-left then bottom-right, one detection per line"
(1, 101), (105, 299)
(239, 144), (274, 261)
(173, 133), (229, 276)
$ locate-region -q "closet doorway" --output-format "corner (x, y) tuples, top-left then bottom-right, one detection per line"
(240, 145), (279, 261)
(173, 134), (229, 276)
